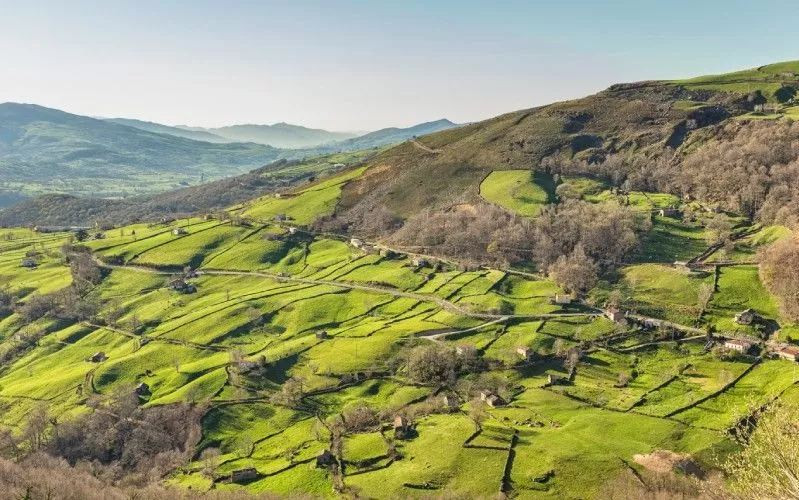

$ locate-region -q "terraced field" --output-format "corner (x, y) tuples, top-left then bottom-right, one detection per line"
(2, 166), (799, 498)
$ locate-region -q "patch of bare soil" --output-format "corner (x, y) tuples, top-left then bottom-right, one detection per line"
(634, 450), (704, 478)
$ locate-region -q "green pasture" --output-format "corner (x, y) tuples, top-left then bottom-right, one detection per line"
(479, 170), (551, 217)
(240, 167), (366, 224)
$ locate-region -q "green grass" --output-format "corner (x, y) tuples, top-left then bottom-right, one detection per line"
(585, 190), (680, 211)
(671, 60), (799, 102)
(240, 167), (367, 224)
(709, 225), (790, 262)
(674, 360), (799, 430)
(636, 217), (708, 263)
(620, 264), (713, 324)
(0, 206), (789, 498)
(557, 175), (607, 199)
(706, 265), (780, 333)
(479, 170), (551, 217)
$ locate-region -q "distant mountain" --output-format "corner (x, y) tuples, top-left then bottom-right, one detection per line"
(0, 103), (298, 200)
(103, 117), (230, 143)
(328, 119), (459, 151)
(181, 122), (358, 149)
(0, 102), (461, 206)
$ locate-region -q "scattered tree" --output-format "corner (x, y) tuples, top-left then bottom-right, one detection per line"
(548, 245), (598, 294)
(760, 234), (799, 321)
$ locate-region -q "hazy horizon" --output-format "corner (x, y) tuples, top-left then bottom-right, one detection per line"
(3, 0), (799, 131)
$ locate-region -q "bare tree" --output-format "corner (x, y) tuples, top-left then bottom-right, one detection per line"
(548, 245), (598, 294)
(760, 234), (799, 321)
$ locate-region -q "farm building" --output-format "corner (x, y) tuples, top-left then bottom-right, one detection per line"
(640, 318), (662, 330)
(480, 391), (506, 408)
(673, 261), (694, 273)
(135, 382), (150, 396)
(172, 227), (188, 236)
(658, 208), (681, 218)
(170, 278), (196, 294)
(229, 468), (259, 483)
(393, 415), (411, 439)
(88, 352), (107, 363)
(551, 294), (574, 305)
(441, 393), (460, 410)
(753, 103), (779, 113)
(724, 338), (754, 354)
(774, 345), (799, 362)
(547, 374), (566, 386)
(273, 213), (289, 222)
(288, 227), (298, 235)
(378, 247), (397, 258)
(316, 449), (337, 468)
(316, 330), (329, 340)
(734, 309), (759, 326)
(237, 360), (260, 373)
(411, 257), (429, 268)
(350, 238), (364, 248)
(20, 258), (37, 268)
(606, 307), (626, 323)
(516, 346), (531, 360)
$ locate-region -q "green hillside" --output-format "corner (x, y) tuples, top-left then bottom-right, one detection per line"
(0, 149), (374, 227)
(672, 60), (799, 100)
(1, 152), (798, 497)
(4, 62), (799, 498)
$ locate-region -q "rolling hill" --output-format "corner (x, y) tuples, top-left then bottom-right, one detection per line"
(3, 61), (799, 498)
(328, 61), (799, 241)
(0, 150), (375, 227)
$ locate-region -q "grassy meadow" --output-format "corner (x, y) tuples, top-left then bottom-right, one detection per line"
(1, 164), (798, 498)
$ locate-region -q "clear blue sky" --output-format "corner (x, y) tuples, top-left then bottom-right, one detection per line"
(2, 0), (798, 131)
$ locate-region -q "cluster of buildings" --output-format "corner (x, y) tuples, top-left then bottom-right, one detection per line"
(722, 337), (799, 362)
(350, 238), (432, 268)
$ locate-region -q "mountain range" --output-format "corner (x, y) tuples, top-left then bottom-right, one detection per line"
(177, 123), (358, 148)
(0, 103), (458, 206)
(105, 118), (360, 148)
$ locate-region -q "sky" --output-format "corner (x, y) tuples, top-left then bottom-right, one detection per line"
(2, 0), (799, 131)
